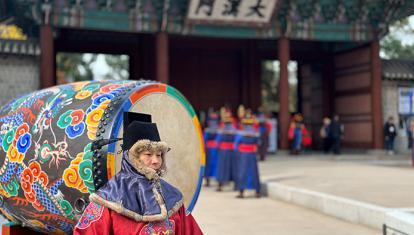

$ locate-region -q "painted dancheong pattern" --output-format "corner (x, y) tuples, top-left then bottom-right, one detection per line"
(0, 81), (135, 233)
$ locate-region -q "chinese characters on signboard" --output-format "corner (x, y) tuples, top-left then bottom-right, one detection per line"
(399, 87), (414, 115)
(187, 0), (277, 24)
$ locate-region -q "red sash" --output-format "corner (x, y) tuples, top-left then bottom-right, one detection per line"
(238, 143), (257, 153)
(219, 142), (234, 150)
(206, 140), (218, 148)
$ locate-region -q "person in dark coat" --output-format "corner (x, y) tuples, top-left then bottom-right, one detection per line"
(384, 116), (397, 155)
(320, 117), (331, 154)
(257, 112), (271, 161)
(328, 115), (344, 154)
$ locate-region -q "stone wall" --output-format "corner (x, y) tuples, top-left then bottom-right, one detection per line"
(382, 80), (398, 124)
(0, 55), (39, 107)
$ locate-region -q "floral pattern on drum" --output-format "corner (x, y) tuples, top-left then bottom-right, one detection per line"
(0, 81), (135, 233)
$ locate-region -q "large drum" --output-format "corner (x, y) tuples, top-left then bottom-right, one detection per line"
(0, 80), (205, 234)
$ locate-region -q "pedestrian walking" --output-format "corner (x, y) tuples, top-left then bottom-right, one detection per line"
(384, 116), (397, 155)
(320, 117), (331, 153)
(329, 114), (344, 154)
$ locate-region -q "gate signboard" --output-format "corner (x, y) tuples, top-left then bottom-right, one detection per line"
(187, 0), (277, 25)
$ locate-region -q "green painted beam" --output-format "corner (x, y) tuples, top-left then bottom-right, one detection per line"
(192, 25), (268, 39)
(83, 10), (130, 31)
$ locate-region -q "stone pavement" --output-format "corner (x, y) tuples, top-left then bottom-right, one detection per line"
(192, 182), (377, 235)
(260, 153), (413, 208)
(193, 152), (414, 234)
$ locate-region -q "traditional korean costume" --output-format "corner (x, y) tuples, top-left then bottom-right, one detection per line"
(74, 117), (203, 235)
(203, 117), (219, 180)
(234, 124), (261, 192)
(215, 122), (237, 186)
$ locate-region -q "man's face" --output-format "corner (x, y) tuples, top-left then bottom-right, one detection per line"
(139, 150), (163, 170)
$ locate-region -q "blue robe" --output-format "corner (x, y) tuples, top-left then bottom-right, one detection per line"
(215, 125), (237, 184)
(203, 128), (218, 178)
(234, 128), (261, 192)
(293, 127), (302, 150)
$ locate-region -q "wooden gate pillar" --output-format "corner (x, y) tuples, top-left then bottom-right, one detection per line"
(278, 36), (290, 150)
(155, 32), (169, 84)
(40, 24), (55, 88)
(370, 38), (383, 149)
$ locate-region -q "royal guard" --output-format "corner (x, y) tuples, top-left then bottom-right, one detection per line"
(215, 107), (237, 192)
(237, 104), (246, 129)
(203, 110), (220, 186)
(234, 109), (261, 198)
(288, 113), (311, 154)
(256, 110), (272, 161)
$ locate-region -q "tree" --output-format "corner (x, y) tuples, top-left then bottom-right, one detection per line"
(56, 53), (97, 83)
(381, 36), (414, 59)
(261, 61), (297, 113)
(261, 61), (279, 112)
(381, 17), (414, 59)
(103, 54), (129, 80)
(56, 52), (129, 84)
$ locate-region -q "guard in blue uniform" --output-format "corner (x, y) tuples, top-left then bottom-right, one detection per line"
(215, 108), (237, 192)
(257, 111), (270, 161)
(234, 109), (261, 198)
(203, 111), (220, 186)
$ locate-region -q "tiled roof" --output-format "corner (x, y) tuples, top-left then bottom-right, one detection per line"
(382, 59), (414, 80)
(0, 39), (40, 56)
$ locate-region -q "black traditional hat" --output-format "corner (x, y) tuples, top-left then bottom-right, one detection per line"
(123, 121), (162, 151)
(123, 112), (152, 127)
(122, 112), (169, 154)
(121, 111), (166, 151)
(91, 112), (156, 152)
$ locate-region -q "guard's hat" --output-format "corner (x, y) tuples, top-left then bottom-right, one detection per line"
(122, 112), (163, 151)
(91, 112), (155, 152)
(123, 112), (170, 154)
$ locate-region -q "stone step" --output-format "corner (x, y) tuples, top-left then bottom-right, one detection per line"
(264, 181), (414, 234)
